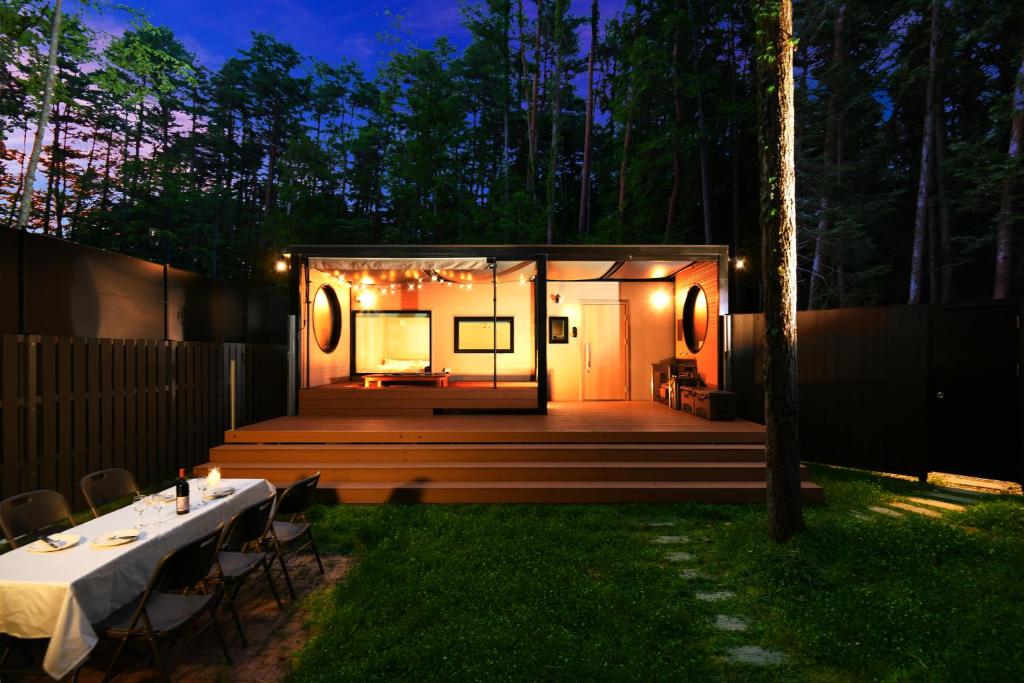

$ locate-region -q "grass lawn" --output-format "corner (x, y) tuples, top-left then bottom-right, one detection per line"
(290, 466), (1024, 682)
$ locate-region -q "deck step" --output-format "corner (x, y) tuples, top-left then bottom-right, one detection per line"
(195, 460), (806, 483)
(212, 478), (824, 504)
(208, 442), (766, 464)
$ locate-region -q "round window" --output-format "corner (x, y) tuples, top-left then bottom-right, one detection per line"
(312, 285), (342, 353)
(682, 285), (708, 354)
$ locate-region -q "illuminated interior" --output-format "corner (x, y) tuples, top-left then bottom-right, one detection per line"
(300, 253), (720, 398)
(353, 311), (431, 374)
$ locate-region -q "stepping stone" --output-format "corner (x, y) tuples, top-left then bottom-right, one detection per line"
(696, 590), (735, 602)
(907, 496), (966, 512)
(645, 522), (677, 527)
(652, 535), (689, 544)
(666, 551), (693, 562)
(714, 615), (748, 631)
(724, 646), (785, 666)
(928, 492), (978, 506)
(889, 501), (943, 518)
(680, 569), (705, 580)
(868, 505), (903, 518)
(850, 511), (870, 521)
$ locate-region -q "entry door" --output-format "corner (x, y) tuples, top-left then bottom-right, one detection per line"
(582, 303), (629, 400)
(928, 304), (1021, 481)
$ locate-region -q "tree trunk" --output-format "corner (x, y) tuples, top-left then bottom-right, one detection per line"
(264, 108), (280, 212)
(909, 0), (940, 304)
(993, 44), (1024, 299)
(545, 0), (564, 244)
(686, 0), (712, 244)
(577, 0), (598, 238)
(618, 110), (632, 220)
(755, 0), (804, 543)
(809, 3), (845, 310)
(934, 83), (953, 302)
(664, 22), (683, 244)
(502, 0), (511, 205)
(16, 0), (64, 230)
(528, 0), (543, 202)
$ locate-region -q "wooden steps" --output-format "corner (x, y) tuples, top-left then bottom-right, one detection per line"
(192, 478), (824, 504)
(204, 403), (822, 504)
(207, 443), (770, 463)
(195, 460), (810, 483)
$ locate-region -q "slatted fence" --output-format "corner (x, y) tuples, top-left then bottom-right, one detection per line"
(0, 335), (286, 509)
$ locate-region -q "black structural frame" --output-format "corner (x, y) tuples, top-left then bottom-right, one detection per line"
(454, 317), (515, 353)
(287, 244), (730, 415)
(349, 310), (433, 375)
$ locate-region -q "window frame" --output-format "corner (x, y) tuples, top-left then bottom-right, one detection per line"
(453, 316), (515, 354)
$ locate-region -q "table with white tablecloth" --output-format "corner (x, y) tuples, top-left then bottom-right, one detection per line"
(0, 478), (275, 680)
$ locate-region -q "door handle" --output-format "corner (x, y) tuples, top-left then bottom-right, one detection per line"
(585, 343), (591, 369)
(936, 391), (944, 399)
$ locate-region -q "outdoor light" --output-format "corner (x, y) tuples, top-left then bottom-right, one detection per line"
(734, 257), (747, 270)
(650, 290), (672, 310)
(275, 259), (288, 273)
(356, 291), (377, 308)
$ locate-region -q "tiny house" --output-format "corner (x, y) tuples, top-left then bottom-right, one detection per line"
(287, 244), (730, 415)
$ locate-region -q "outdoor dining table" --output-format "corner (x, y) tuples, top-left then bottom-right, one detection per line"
(0, 478), (274, 680)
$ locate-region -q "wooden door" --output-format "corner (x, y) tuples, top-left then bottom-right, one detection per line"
(582, 303), (629, 400)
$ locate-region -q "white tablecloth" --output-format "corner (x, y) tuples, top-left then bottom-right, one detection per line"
(0, 478), (274, 679)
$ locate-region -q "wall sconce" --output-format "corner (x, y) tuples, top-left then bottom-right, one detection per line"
(650, 289), (672, 310)
(733, 257), (747, 270)
(553, 294), (562, 304)
(356, 291), (377, 308)
(274, 259), (289, 273)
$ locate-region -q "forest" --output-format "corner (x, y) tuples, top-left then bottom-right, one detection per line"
(2, 0), (1023, 308)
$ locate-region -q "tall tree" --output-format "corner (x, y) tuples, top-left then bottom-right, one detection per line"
(545, 0), (565, 244)
(908, 0), (940, 304)
(686, 0), (712, 244)
(993, 43), (1024, 299)
(577, 0), (598, 238)
(15, 0), (62, 230)
(755, 0), (804, 542)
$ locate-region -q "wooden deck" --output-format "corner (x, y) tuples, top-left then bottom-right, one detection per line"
(200, 402), (823, 504)
(299, 382), (538, 416)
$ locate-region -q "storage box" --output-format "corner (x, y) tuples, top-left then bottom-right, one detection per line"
(680, 387), (697, 414)
(692, 389), (737, 421)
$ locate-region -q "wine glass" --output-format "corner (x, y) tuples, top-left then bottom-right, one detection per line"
(132, 494), (147, 529)
(150, 494), (165, 526)
(195, 477), (208, 507)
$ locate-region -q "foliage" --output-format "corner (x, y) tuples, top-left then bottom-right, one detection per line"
(1, 0), (1023, 300)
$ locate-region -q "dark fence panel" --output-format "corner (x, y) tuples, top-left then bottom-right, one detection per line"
(731, 302), (1022, 482)
(23, 233), (166, 339)
(0, 231), (19, 333)
(4, 230), (286, 344)
(0, 334), (286, 509)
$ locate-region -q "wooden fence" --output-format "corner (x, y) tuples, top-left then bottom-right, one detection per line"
(0, 334), (287, 509)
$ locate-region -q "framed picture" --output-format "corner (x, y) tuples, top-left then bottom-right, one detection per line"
(454, 317), (514, 353)
(549, 316), (569, 344)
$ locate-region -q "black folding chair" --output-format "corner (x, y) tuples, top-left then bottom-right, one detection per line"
(87, 526), (232, 682)
(80, 468), (141, 519)
(0, 490), (74, 549)
(265, 472), (324, 599)
(214, 492), (282, 646)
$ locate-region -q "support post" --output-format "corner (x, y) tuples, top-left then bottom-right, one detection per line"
(229, 358), (237, 431)
(534, 254), (548, 413)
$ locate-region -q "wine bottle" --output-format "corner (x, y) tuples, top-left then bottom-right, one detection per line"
(176, 468), (190, 515)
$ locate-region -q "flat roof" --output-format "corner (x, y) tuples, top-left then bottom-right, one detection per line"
(286, 244), (728, 261)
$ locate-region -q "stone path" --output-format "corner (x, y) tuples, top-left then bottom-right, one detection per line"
(69, 552), (354, 682)
(863, 487), (989, 522)
(650, 522), (786, 669)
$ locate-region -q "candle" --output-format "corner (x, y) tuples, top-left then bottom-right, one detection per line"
(207, 467), (221, 490)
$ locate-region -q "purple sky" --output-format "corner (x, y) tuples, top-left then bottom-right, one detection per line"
(87, 0), (627, 76)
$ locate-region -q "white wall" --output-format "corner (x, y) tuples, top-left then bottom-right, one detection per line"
(545, 281), (674, 401)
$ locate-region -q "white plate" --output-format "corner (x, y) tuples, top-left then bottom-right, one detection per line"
(90, 528), (141, 548)
(205, 487), (236, 499)
(26, 533), (81, 553)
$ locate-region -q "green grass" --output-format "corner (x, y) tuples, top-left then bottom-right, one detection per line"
(290, 467), (1024, 682)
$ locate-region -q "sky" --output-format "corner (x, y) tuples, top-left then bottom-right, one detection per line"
(85, 0), (628, 77)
